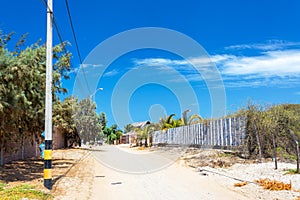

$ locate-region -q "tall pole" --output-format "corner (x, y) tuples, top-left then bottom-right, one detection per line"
(89, 87), (104, 101)
(44, 0), (53, 190)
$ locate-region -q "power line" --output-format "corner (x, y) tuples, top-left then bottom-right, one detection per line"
(64, 0), (91, 94)
(41, 0), (68, 56)
(65, 0), (83, 64)
(40, 0), (90, 96)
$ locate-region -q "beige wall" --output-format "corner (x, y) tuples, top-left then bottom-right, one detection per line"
(53, 126), (65, 149)
(1, 127), (66, 165)
(2, 135), (39, 164)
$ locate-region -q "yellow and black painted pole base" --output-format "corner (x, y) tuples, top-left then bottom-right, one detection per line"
(44, 140), (52, 190)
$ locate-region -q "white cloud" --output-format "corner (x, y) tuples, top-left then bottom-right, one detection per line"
(68, 63), (104, 75)
(225, 40), (300, 51)
(134, 57), (217, 67)
(80, 63), (103, 68)
(131, 45), (300, 88)
(133, 58), (188, 66)
(216, 50), (300, 77)
(103, 69), (119, 77)
(68, 67), (79, 75)
(133, 57), (218, 82)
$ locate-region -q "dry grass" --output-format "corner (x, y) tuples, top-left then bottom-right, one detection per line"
(234, 181), (248, 187)
(181, 149), (249, 169)
(0, 148), (87, 196)
(255, 178), (292, 191)
(137, 147), (146, 151)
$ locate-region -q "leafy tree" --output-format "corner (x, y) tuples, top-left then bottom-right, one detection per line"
(0, 31), (70, 164)
(96, 112), (107, 142)
(95, 129), (105, 143)
(115, 130), (123, 141)
(235, 101), (300, 163)
(103, 124), (123, 144)
(103, 126), (115, 144)
(124, 124), (134, 133)
(73, 98), (102, 144)
(99, 112), (107, 129)
(53, 96), (80, 147)
(135, 124), (156, 147)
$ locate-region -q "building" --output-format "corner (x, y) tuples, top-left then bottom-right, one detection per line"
(121, 121), (151, 145)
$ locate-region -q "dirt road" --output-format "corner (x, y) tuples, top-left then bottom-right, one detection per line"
(53, 146), (300, 200)
(90, 145), (249, 200)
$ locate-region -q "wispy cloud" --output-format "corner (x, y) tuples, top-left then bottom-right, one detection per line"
(132, 57), (216, 82)
(68, 67), (79, 75)
(133, 57), (217, 67)
(103, 69), (119, 77)
(68, 63), (104, 75)
(132, 46), (300, 88)
(225, 40), (300, 51)
(133, 58), (188, 66)
(216, 49), (300, 77)
(80, 63), (103, 68)
(211, 49), (300, 88)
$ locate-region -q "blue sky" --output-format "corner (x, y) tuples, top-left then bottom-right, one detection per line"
(1, 0), (300, 129)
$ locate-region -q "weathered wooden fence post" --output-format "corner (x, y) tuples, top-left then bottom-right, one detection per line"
(289, 130), (299, 173)
(271, 133), (278, 170)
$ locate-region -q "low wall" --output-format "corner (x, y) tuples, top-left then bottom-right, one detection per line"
(1, 135), (39, 165)
(0, 127), (66, 165)
(53, 127), (66, 149)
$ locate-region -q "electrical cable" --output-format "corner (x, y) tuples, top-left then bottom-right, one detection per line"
(64, 0), (91, 94)
(41, 0), (68, 56)
(40, 0), (89, 96)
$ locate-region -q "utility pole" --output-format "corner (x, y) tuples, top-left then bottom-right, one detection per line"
(44, 0), (53, 190)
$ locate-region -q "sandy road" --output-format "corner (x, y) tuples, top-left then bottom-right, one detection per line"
(91, 145), (249, 200)
(53, 147), (300, 200)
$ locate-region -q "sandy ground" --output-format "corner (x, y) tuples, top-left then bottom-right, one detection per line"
(179, 148), (300, 200)
(198, 162), (300, 200)
(0, 148), (88, 192)
(1, 147), (299, 200)
(52, 149), (95, 200)
(91, 156), (248, 200)
(90, 146), (300, 200)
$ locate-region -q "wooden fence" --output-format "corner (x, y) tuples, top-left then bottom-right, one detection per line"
(152, 117), (246, 147)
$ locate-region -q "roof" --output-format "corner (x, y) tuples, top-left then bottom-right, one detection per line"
(123, 131), (136, 136)
(131, 121), (151, 128)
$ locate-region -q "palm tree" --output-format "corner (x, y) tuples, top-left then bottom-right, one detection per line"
(134, 127), (143, 146)
(181, 109), (203, 125)
(159, 114), (183, 130)
(143, 124), (156, 147)
(124, 124), (134, 133)
(134, 124), (156, 147)
(188, 114), (203, 125)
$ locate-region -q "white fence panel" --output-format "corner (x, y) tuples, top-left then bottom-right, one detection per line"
(152, 117), (246, 147)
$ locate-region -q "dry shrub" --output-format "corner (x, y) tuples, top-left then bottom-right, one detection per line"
(255, 178), (291, 191)
(234, 181), (248, 187)
(210, 159), (231, 168)
(137, 147), (145, 151)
